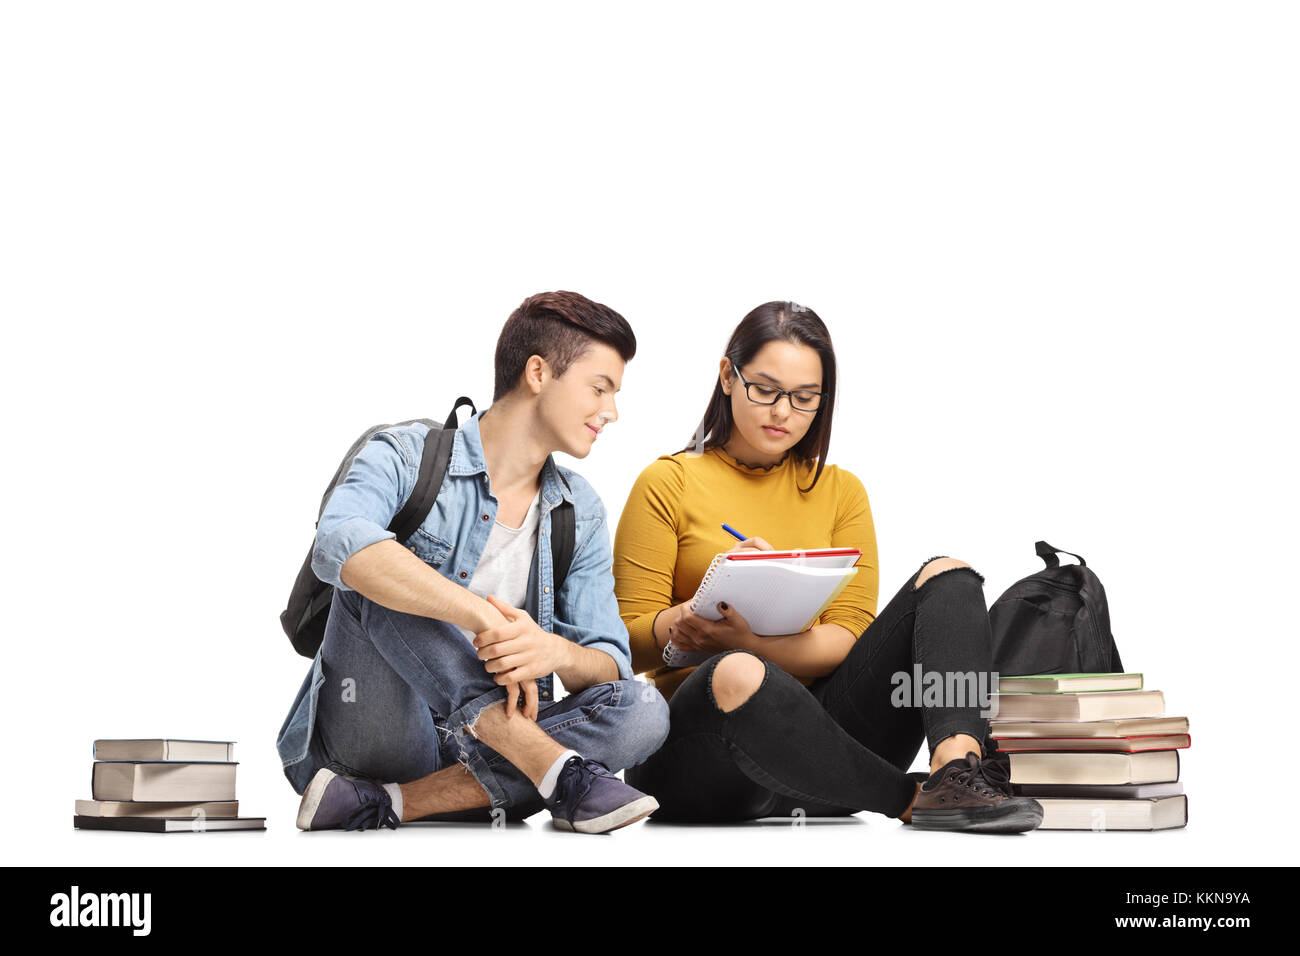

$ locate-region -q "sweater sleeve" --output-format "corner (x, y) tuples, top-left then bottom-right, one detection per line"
(612, 457), (685, 675)
(818, 468), (879, 639)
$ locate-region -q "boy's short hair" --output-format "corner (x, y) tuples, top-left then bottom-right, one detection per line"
(493, 291), (636, 401)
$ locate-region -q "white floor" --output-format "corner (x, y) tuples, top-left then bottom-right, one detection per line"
(35, 782), (1275, 868)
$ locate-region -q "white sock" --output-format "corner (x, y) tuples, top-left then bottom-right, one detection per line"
(383, 782), (404, 821)
(538, 750), (581, 800)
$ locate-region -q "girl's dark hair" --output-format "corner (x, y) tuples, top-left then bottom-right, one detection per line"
(493, 291), (636, 401)
(676, 301), (837, 494)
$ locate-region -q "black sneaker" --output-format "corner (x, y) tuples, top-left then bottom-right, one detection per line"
(909, 752), (1043, 834)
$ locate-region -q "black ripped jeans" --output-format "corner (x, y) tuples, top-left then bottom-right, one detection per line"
(625, 556), (996, 821)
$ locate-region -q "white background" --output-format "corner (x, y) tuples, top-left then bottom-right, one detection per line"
(2, 1), (1295, 866)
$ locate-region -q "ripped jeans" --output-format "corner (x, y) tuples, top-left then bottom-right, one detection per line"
(625, 556), (996, 822)
(306, 588), (669, 816)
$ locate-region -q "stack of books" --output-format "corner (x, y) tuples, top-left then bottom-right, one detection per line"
(74, 738), (265, 832)
(990, 674), (1189, 830)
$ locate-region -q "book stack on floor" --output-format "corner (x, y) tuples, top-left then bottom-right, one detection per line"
(74, 738), (265, 832)
(990, 674), (1189, 831)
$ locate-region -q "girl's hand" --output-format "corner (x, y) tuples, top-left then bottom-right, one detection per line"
(672, 601), (757, 653)
(662, 601), (713, 653)
(726, 536), (775, 554)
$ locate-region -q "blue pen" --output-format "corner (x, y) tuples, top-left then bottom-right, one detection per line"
(721, 523), (747, 542)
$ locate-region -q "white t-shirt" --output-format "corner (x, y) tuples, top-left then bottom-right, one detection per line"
(453, 489), (542, 643)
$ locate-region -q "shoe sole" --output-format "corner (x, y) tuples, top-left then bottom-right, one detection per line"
(910, 798), (1044, 834)
(296, 768), (339, 831)
(552, 795), (660, 834)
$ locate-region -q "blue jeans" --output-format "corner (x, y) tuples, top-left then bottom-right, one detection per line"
(301, 588), (669, 816)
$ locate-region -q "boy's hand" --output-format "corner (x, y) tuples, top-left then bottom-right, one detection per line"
(475, 595), (569, 719)
(472, 600), (534, 719)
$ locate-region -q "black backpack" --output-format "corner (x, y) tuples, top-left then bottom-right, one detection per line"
(987, 541), (1124, 678)
(280, 397), (575, 659)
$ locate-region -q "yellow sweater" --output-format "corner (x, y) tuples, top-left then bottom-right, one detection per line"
(612, 445), (879, 700)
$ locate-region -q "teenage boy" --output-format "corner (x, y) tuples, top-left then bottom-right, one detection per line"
(276, 291), (669, 833)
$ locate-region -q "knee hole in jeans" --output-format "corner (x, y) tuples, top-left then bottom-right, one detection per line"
(913, 556), (983, 591)
(708, 651), (767, 714)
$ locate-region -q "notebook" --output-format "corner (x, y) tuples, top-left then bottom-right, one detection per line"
(663, 548), (860, 668)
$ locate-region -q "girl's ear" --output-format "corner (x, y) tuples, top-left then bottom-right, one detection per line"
(718, 357), (733, 395)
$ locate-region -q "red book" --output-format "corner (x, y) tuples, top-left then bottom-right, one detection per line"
(726, 547), (860, 563)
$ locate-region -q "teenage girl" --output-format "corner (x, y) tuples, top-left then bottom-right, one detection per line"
(612, 301), (1042, 832)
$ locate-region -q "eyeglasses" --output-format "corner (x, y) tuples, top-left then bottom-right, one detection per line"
(730, 364), (824, 413)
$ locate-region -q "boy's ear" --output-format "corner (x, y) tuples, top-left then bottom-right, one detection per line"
(523, 354), (550, 395)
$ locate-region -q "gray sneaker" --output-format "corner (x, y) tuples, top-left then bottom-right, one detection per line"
(545, 756), (658, 834)
(296, 767), (401, 831)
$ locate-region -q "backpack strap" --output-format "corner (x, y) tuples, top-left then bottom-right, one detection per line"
(549, 470), (575, 592)
(390, 397), (477, 544)
(1035, 540), (1086, 569)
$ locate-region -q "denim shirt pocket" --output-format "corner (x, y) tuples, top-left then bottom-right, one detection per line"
(275, 651), (327, 794)
(409, 526), (454, 568)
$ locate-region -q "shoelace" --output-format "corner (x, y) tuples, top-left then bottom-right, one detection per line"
(953, 755), (1014, 798)
(343, 784), (400, 831)
(549, 756), (597, 824)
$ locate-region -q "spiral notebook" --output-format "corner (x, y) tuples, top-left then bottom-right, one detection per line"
(662, 548), (860, 668)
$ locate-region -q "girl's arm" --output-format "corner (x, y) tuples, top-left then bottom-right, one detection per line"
(731, 620), (858, 679)
(673, 601), (858, 679)
(612, 458), (687, 674)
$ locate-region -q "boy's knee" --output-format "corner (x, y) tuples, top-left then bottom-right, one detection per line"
(710, 651), (766, 713)
(634, 683), (671, 754)
(589, 680), (670, 771)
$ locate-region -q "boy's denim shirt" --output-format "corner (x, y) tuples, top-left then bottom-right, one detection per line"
(276, 408), (634, 792)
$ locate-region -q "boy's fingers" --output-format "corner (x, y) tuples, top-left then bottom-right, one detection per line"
(486, 594), (520, 620)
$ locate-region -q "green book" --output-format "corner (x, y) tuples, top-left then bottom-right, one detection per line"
(996, 673), (1143, 694)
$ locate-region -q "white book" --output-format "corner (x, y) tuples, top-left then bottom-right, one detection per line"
(93, 739), (235, 762)
(1034, 795), (1188, 830)
(1008, 750), (1180, 786)
(91, 761), (238, 802)
(75, 799), (240, 818)
(991, 690), (1166, 721)
(664, 548), (859, 668)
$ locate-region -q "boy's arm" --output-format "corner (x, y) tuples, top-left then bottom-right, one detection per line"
(339, 539), (503, 634)
(313, 429), (500, 634)
(552, 625), (622, 690)
(549, 497), (634, 690)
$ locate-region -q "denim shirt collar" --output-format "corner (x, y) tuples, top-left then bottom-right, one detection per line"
(449, 407), (573, 510)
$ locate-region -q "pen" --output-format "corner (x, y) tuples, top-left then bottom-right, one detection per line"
(721, 523), (747, 542)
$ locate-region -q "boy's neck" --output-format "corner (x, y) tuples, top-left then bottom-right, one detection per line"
(477, 400), (547, 499)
